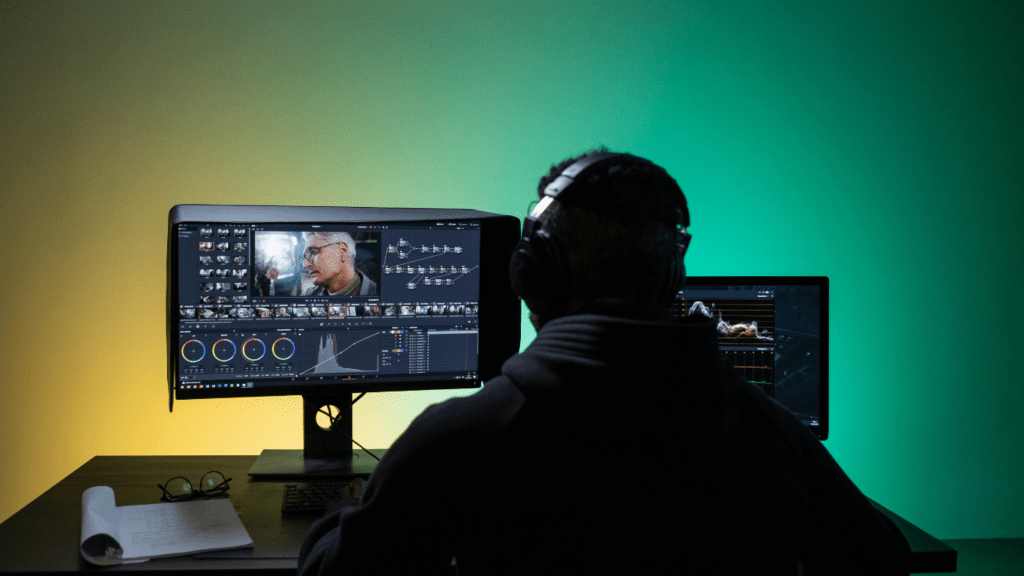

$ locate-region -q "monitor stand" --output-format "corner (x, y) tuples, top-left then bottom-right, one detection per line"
(247, 394), (385, 479)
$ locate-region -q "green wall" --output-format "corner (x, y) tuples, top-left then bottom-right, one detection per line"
(1, 0), (1021, 538)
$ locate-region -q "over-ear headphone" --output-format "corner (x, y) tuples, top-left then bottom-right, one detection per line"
(509, 152), (691, 321)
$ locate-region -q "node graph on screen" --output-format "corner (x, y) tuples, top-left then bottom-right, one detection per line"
(168, 205), (521, 478)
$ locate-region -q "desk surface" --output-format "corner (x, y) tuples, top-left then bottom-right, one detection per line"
(1, 456), (304, 574)
(0, 455), (957, 574)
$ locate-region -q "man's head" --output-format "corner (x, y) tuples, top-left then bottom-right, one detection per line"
(509, 150), (690, 328)
(302, 231), (358, 292)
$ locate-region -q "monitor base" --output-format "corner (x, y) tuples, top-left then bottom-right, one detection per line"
(247, 448), (385, 479)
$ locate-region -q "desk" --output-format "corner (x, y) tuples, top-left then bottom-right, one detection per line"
(0, 455), (957, 574)
(0, 456), (303, 574)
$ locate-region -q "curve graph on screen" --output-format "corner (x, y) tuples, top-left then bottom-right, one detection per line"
(301, 331), (381, 375)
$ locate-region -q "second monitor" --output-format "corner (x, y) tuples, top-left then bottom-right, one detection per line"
(677, 276), (829, 440)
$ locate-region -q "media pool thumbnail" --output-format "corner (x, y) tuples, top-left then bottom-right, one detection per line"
(328, 305), (359, 318)
(180, 383), (254, 390)
(186, 306), (251, 319)
(194, 307), (219, 319)
(426, 303), (476, 315)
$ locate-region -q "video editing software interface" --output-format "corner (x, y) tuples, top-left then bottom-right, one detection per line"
(679, 279), (826, 431)
(174, 220), (482, 395)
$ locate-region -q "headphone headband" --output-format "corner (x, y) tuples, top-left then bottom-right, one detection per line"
(510, 151), (691, 322)
(541, 151), (624, 198)
(525, 152), (628, 237)
(525, 152), (688, 236)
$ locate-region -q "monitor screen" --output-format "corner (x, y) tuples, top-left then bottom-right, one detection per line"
(167, 205), (521, 477)
(677, 277), (829, 440)
(169, 205), (520, 404)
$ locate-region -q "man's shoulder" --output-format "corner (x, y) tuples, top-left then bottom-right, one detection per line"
(409, 377), (525, 443)
(372, 377), (525, 480)
(724, 371), (826, 458)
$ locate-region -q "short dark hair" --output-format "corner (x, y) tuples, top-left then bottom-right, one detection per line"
(532, 149), (688, 311)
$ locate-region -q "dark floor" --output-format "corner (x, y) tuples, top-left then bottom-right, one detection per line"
(919, 539), (1023, 575)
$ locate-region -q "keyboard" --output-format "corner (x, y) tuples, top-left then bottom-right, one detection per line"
(281, 479), (365, 515)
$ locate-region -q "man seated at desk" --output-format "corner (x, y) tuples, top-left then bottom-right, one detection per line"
(298, 150), (911, 575)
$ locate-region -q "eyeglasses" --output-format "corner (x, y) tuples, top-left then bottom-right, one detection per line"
(302, 242), (343, 262)
(157, 471), (231, 502)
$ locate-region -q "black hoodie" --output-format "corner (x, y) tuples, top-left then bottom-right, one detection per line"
(298, 300), (910, 575)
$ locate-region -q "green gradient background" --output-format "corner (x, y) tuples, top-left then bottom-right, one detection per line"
(1, 1), (1021, 538)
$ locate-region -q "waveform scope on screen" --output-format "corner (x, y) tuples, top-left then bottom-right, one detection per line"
(687, 300), (774, 342)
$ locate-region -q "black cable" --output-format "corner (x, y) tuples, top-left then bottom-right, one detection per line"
(348, 435), (381, 462)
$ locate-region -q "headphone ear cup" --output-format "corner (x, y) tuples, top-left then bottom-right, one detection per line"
(509, 243), (539, 303)
(508, 230), (568, 320)
(656, 253), (685, 305)
(532, 229), (570, 318)
(654, 229), (688, 305)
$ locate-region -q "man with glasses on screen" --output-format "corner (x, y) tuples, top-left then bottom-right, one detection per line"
(298, 150), (910, 575)
(301, 231), (377, 296)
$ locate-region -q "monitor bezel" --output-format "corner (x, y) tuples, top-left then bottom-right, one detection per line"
(166, 205), (521, 410)
(682, 276), (829, 440)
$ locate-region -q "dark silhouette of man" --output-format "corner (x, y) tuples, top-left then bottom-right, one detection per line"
(298, 150), (910, 575)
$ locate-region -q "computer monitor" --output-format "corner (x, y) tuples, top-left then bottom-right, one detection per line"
(167, 205), (521, 477)
(676, 277), (829, 440)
